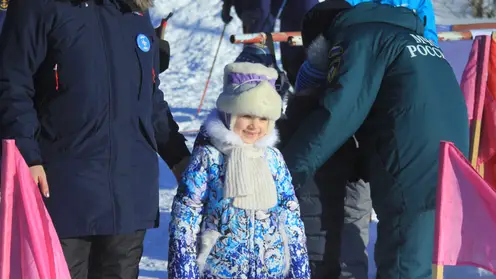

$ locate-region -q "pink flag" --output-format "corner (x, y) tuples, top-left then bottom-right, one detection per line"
(0, 140), (70, 279)
(433, 141), (496, 273)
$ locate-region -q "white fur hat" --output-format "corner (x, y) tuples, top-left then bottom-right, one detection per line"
(216, 62), (282, 121)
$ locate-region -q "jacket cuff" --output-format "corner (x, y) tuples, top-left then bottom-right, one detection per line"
(158, 134), (191, 169)
(16, 138), (42, 166)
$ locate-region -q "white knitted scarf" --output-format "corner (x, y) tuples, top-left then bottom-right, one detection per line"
(205, 111), (279, 210)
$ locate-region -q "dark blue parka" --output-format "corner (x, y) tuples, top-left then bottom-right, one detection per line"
(0, 0), (189, 238)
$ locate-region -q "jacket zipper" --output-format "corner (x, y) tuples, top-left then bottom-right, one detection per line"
(95, 4), (116, 232)
(250, 211), (256, 278)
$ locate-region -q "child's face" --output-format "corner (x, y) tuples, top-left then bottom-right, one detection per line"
(233, 115), (269, 144)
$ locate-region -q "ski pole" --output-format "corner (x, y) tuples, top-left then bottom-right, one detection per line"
(258, 0), (288, 33)
(196, 23), (227, 115)
(157, 12), (174, 40)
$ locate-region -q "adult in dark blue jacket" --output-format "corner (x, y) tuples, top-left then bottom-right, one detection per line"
(221, 0), (318, 86)
(0, 0), (190, 277)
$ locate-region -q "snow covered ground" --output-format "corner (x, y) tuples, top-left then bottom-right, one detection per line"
(138, 0), (496, 278)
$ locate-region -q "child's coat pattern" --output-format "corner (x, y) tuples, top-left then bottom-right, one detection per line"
(168, 112), (309, 279)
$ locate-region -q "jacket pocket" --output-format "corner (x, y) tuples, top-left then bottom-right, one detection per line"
(257, 212), (290, 276)
(278, 211), (292, 276)
(138, 116), (157, 152)
(201, 232), (248, 278)
(197, 230), (221, 274)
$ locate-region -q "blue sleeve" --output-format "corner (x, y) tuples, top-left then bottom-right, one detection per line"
(168, 146), (212, 279)
(416, 0), (438, 44)
(0, 0), (51, 166)
(271, 149), (311, 279)
(152, 43), (190, 168)
(282, 39), (387, 187)
(345, 0), (367, 6)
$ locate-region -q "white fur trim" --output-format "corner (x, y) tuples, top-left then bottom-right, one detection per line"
(205, 111), (244, 147)
(225, 62), (279, 80)
(217, 81), (282, 120)
(254, 123), (279, 149)
(197, 230), (221, 274)
(307, 35), (331, 72)
(204, 110), (279, 149)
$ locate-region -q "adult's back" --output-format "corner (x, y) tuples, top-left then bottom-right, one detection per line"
(282, 3), (469, 278)
(345, 0), (438, 43)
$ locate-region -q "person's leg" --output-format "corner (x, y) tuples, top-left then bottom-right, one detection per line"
(88, 230), (146, 279)
(300, 138), (358, 279)
(374, 209), (434, 279)
(302, 175), (344, 279)
(368, 159), (435, 279)
(339, 179), (372, 279)
(60, 237), (93, 279)
(239, 0), (274, 33)
(279, 0), (319, 86)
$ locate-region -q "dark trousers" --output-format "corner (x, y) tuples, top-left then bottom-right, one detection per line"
(60, 230), (146, 279)
(298, 139), (359, 279)
(233, 0), (319, 86)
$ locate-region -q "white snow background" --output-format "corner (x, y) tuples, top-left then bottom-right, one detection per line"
(139, 0), (496, 278)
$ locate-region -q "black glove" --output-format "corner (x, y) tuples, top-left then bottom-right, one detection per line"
(275, 70), (292, 99)
(221, 2), (233, 24)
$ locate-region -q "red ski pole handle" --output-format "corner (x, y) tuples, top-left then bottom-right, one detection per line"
(158, 12), (174, 40)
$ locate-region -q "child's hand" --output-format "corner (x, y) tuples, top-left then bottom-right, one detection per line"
(172, 156), (190, 183)
(29, 165), (50, 198)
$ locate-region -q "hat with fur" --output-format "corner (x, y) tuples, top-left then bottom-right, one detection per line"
(216, 62), (282, 127)
(235, 44), (274, 67)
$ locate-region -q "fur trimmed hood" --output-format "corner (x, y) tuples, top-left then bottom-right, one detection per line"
(132, 0), (152, 11)
(120, 0), (152, 11)
(307, 35), (331, 72)
(204, 110), (279, 150)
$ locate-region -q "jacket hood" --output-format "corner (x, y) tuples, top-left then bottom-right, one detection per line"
(132, 0), (152, 11)
(328, 2), (424, 37)
(203, 110), (279, 150)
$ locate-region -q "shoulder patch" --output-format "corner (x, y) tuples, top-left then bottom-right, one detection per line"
(0, 0), (8, 11)
(327, 45), (343, 85)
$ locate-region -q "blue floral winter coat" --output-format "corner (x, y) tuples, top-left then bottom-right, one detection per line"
(168, 111), (310, 279)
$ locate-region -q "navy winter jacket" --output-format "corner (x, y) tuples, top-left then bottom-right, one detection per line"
(0, 0), (189, 238)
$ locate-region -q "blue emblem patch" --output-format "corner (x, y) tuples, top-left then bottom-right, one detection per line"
(136, 34), (151, 53)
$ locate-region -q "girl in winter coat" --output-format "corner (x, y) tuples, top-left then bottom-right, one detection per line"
(168, 62), (310, 279)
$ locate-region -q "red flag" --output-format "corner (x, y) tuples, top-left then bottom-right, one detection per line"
(460, 35), (491, 122)
(0, 140), (70, 279)
(480, 35), (496, 186)
(433, 141), (496, 273)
